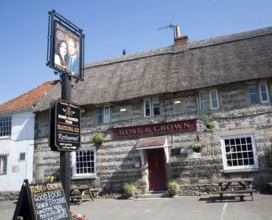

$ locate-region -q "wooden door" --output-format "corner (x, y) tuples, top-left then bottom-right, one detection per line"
(147, 148), (166, 190)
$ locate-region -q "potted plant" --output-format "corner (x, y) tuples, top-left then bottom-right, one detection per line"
(168, 179), (180, 197)
(123, 182), (137, 198)
(202, 115), (214, 129)
(192, 142), (204, 153)
(136, 179), (147, 194)
(92, 132), (103, 146)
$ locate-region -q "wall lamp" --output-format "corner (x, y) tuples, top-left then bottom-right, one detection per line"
(174, 100), (181, 104)
(107, 103), (127, 112)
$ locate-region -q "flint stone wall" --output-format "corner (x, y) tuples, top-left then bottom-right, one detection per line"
(33, 82), (272, 196)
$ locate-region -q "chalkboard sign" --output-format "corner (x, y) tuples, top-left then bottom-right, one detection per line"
(13, 180), (71, 220)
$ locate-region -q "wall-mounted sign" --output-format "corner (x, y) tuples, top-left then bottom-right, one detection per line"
(50, 99), (81, 151)
(112, 119), (197, 139)
(47, 10), (84, 81)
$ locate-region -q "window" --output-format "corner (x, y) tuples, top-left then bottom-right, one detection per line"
(220, 134), (259, 172)
(72, 147), (96, 176)
(248, 82), (270, 104)
(144, 98), (160, 117)
(19, 153), (26, 161)
(96, 106), (110, 124)
(0, 155), (7, 175)
(200, 90), (219, 112)
(0, 116), (11, 137)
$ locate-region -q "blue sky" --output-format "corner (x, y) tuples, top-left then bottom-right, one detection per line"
(0, 0), (272, 104)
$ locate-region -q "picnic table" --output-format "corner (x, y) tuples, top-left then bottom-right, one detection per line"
(213, 178), (255, 201)
(70, 186), (98, 205)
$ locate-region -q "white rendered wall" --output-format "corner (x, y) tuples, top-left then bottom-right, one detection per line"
(0, 111), (34, 191)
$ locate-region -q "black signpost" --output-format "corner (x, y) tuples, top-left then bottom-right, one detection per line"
(46, 10), (85, 208)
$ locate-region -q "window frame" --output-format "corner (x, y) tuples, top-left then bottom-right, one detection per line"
(248, 82), (270, 104)
(143, 98), (160, 117)
(220, 134), (259, 172)
(0, 116), (12, 137)
(199, 90), (219, 112)
(71, 147), (96, 177)
(95, 106), (111, 124)
(259, 82), (270, 103)
(0, 155), (8, 175)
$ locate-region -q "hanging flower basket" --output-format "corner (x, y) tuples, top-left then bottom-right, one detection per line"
(92, 132), (103, 146)
(192, 142), (204, 153)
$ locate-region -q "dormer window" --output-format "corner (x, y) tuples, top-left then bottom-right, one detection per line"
(96, 106), (110, 124)
(248, 82), (270, 104)
(199, 90), (219, 112)
(144, 98), (160, 117)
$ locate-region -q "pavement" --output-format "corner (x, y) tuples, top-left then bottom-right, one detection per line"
(2, 193), (272, 220)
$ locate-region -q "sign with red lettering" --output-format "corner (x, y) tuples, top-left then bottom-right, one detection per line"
(112, 119), (197, 139)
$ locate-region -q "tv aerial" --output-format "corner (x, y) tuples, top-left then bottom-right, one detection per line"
(157, 23), (176, 38)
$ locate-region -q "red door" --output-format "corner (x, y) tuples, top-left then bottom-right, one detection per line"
(147, 148), (166, 191)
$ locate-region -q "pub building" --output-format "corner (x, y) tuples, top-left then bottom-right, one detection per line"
(33, 26), (272, 196)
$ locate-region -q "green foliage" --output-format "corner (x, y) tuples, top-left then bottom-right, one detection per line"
(203, 115), (214, 129)
(192, 142), (204, 153)
(123, 182), (137, 198)
(92, 132), (103, 146)
(168, 179), (180, 196)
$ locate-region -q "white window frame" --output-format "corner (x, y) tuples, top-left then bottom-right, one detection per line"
(72, 147), (96, 177)
(259, 82), (270, 103)
(96, 106), (110, 124)
(220, 134), (259, 172)
(248, 82), (270, 104)
(144, 98), (160, 117)
(210, 90), (219, 109)
(144, 99), (151, 117)
(200, 90), (219, 112)
(104, 105), (110, 123)
(0, 116), (12, 137)
(0, 155), (8, 175)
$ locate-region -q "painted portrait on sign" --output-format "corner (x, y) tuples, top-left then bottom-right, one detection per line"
(53, 21), (81, 78)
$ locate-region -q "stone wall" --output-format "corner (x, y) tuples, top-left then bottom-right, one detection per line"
(33, 80), (272, 196)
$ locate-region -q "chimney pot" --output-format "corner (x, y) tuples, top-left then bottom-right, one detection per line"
(174, 25), (189, 45)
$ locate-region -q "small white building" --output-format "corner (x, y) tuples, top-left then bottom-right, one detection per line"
(0, 81), (58, 191)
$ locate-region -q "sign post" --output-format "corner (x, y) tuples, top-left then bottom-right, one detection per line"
(46, 10), (85, 208)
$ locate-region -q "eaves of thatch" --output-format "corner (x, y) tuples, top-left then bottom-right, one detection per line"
(34, 26), (272, 112)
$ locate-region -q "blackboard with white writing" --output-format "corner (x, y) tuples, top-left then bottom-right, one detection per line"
(13, 180), (71, 220)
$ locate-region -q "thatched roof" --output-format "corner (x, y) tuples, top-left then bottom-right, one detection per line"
(35, 26), (272, 112)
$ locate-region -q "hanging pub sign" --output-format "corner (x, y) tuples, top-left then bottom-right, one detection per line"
(46, 10), (85, 81)
(13, 179), (71, 220)
(50, 99), (81, 151)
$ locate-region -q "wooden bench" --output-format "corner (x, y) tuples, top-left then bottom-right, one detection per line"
(213, 189), (256, 201)
(70, 187), (98, 205)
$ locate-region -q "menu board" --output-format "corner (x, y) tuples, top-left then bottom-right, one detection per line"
(13, 180), (71, 220)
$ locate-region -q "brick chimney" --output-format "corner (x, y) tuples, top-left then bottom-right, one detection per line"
(174, 25), (189, 45)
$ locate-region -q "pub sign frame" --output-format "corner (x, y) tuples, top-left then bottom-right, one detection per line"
(47, 10), (85, 81)
(50, 99), (81, 151)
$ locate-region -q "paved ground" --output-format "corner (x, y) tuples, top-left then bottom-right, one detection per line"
(2, 193), (272, 220)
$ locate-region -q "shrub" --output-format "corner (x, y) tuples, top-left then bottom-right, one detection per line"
(123, 183), (137, 198)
